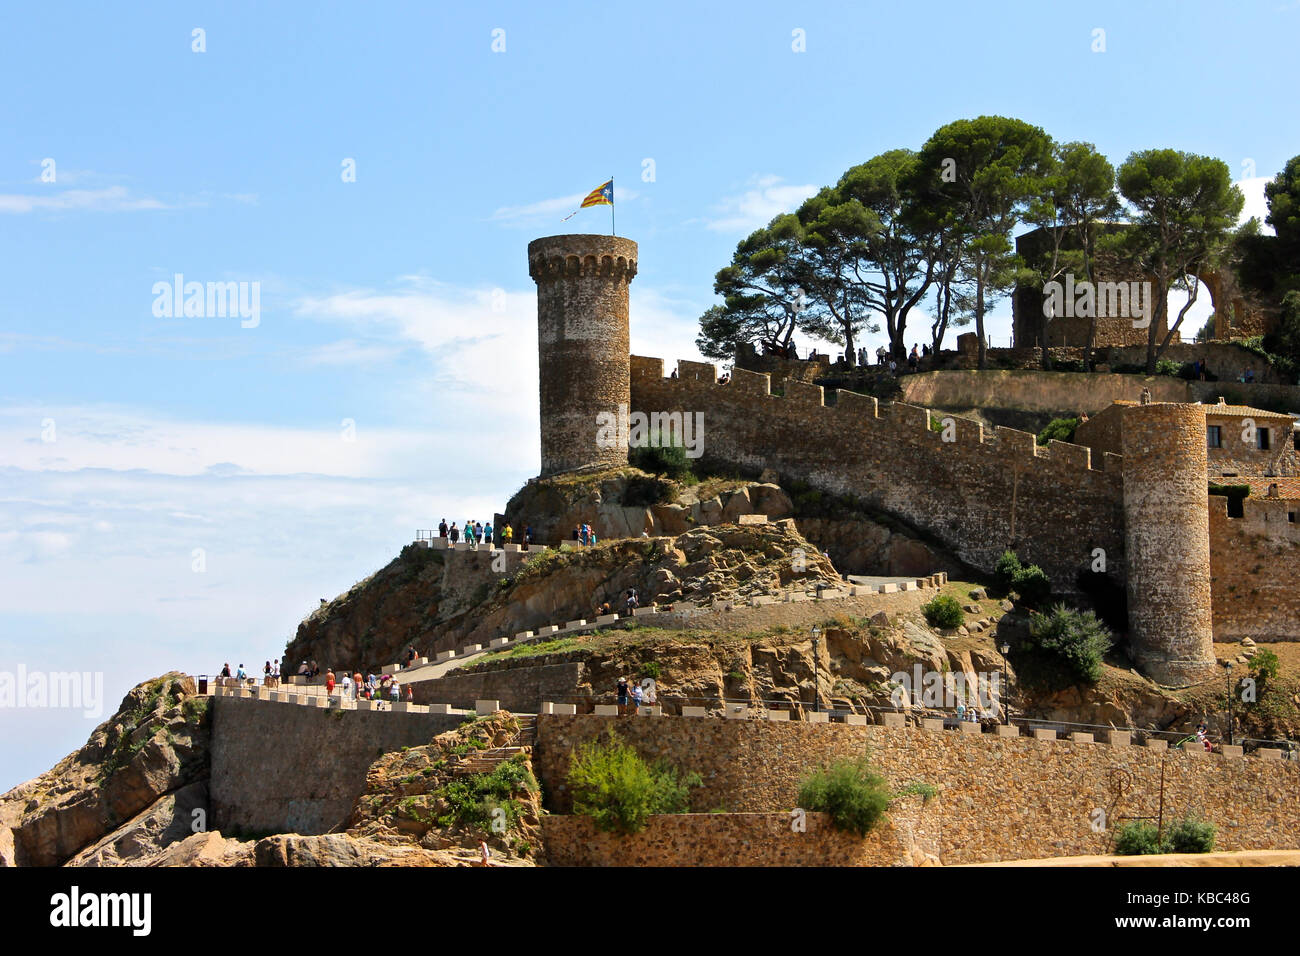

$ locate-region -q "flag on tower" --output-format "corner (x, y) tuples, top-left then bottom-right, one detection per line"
(561, 179), (614, 221)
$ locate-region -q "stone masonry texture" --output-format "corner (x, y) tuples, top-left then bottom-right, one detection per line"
(541, 799), (939, 867)
(1120, 403), (1217, 684)
(629, 355), (1127, 602)
(529, 235), (637, 476)
(534, 715), (1300, 865)
(209, 697), (464, 837)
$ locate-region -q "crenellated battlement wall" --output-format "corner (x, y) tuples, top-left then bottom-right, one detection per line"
(631, 356), (1126, 594)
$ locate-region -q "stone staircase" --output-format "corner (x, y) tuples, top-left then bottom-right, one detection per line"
(452, 716), (538, 777)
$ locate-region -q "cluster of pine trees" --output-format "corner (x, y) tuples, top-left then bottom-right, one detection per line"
(697, 115), (1298, 375)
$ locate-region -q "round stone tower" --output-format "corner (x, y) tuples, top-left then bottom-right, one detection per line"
(1120, 402), (1218, 686)
(528, 234), (637, 476)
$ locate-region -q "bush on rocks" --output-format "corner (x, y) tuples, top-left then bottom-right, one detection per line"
(921, 594), (964, 629)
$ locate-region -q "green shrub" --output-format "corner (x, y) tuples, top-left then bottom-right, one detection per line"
(1154, 358), (1183, 377)
(437, 755), (538, 835)
(1036, 417), (1080, 446)
(623, 475), (673, 508)
(1048, 358), (1088, 373)
(896, 781), (938, 802)
(1115, 817), (1216, 855)
(796, 759), (891, 837)
(994, 550), (1023, 592)
(921, 594), (964, 629)
(1248, 648), (1280, 694)
(567, 731), (701, 835)
(1025, 603), (1113, 684)
(1114, 820), (1163, 855)
(1011, 564), (1052, 608)
(640, 660), (661, 680)
(629, 434), (693, 481)
(1163, 818), (1216, 854)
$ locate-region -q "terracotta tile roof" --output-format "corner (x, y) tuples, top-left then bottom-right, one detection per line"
(1242, 478), (1300, 501)
(1202, 403), (1296, 420)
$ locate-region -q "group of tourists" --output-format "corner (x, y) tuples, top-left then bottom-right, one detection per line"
(220, 660), (287, 688)
(437, 518), (530, 547)
(216, 656), (420, 708)
(321, 667), (412, 707)
(867, 343), (930, 375)
(954, 701), (998, 723)
(615, 675), (657, 714)
(572, 523), (598, 546)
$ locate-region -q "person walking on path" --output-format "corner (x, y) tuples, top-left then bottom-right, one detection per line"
(438, 519), (448, 539)
(617, 676), (629, 715)
(503, 524), (513, 545)
(325, 669), (336, 694)
(449, 522), (459, 544)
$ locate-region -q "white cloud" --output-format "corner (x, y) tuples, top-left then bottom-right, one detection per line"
(1237, 176), (1274, 233)
(0, 404), (477, 480)
(0, 185), (169, 214)
(629, 287), (707, 366)
(298, 338), (405, 367)
(489, 186), (640, 226)
(705, 174), (817, 233)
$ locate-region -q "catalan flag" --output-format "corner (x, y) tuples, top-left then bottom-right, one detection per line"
(581, 179), (613, 208)
(562, 178), (614, 221)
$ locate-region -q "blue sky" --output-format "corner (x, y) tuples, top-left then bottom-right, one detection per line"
(1, 0), (1296, 790)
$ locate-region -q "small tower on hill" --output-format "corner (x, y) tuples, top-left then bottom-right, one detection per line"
(528, 234), (638, 476)
(1120, 402), (1219, 686)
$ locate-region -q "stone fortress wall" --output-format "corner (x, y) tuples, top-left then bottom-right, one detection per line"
(1209, 496), (1300, 642)
(631, 356), (1300, 652)
(529, 232), (1299, 682)
(208, 696), (464, 837)
(631, 354), (1128, 596)
(534, 715), (1300, 865)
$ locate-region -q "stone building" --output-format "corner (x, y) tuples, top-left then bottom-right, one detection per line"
(1075, 397), (1298, 479)
(1010, 225), (1275, 348)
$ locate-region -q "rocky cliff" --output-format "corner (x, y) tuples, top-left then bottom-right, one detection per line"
(286, 519), (843, 678)
(0, 673), (209, 867)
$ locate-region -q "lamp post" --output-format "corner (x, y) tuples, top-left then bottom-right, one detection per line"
(811, 625), (821, 713)
(1225, 661), (1234, 748)
(999, 642), (1011, 726)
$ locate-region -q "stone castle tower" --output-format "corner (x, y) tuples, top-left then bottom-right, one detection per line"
(528, 234), (638, 476)
(1120, 402), (1218, 685)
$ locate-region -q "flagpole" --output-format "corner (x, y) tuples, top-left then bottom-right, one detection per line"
(610, 176), (615, 236)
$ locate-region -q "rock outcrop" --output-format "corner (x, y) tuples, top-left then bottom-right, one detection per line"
(287, 519), (842, 679)
(347, 711), (542, 866)
(0, 673), (210, 867)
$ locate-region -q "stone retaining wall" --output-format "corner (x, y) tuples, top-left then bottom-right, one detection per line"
(209, 696), (463, 837)
(541, 798), (938, 867)
(533, 715), (1300, 865)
